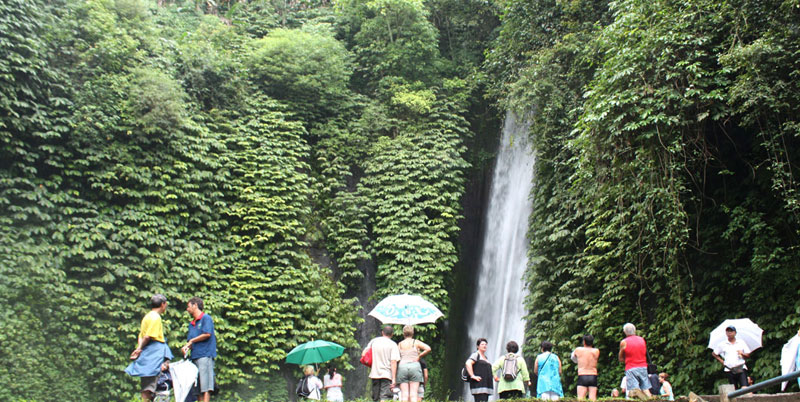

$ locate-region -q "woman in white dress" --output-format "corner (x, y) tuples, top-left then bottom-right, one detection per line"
(323, 367), (344, 402)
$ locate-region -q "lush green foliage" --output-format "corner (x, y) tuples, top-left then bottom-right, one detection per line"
(0, 0), (485, 400)
(8, 0), (800, 399)
(495, 0), (800, 396)
(247, 27), (353, 125)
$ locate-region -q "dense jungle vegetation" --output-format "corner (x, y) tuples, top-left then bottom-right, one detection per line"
(2, 0), (800, 400)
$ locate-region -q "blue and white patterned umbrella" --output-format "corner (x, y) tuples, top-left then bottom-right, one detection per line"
(368, 294), (443, 325)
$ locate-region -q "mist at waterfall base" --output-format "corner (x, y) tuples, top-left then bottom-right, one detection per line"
(462, 112), (535, 400)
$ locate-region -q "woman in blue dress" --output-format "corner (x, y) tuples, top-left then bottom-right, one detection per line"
(533, 341), (563, 400)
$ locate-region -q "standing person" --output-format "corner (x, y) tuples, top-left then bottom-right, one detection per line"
(364, 325), (401, 402)
(658, 372), (674, 400)
(711, 325), (751, 389)
(323, 367), (344, 402)
(571, 334), (600, 400)
(126, 294), (173, 402)
(618, 323), (652, 399)
(465, 338), (492, 402)
(181, 297), (217, 402)
(301, 365), (323, 400)
(417, 359), (428, 400)
(396, 325), (431, 402)
(492, 340), (531, 399)
(534, 341), (563, 400)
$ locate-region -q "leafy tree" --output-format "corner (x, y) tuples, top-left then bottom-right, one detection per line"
(247, 28), (354, 126)
(336, 0), (442, 90)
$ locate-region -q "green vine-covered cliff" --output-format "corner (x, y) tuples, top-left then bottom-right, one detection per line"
(2, 0), (800, 400)
(500, 0), (800, 396)
(0, 0), (491, 400)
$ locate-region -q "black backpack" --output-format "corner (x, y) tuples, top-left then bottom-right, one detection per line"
(296, 376), (311, 398)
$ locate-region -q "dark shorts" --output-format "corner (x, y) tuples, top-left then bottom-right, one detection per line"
(140, 375), (157, 393)
(371, 378), (392, 401)
(473, 394), (490, 402)
(577, 375), (598, 387)
(499, 390), (523, 399)
(727, 370), (748, 389)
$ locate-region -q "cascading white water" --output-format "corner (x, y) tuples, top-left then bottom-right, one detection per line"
(464, 112), (534, 400)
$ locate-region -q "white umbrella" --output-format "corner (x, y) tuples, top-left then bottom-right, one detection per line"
(708, 318), (763, 352)
(169, 359), (198, 402)
(781, 334), (800, 390)
(368, 294), (443, 325)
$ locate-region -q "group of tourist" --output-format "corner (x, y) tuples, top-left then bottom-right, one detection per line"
(465, 337), (567, 401)
(123, 294), (761, 402)
(126, 294), (217, 402)
(465, 323), (675, 401)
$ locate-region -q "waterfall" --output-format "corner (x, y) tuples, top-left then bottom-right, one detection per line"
(464, 112), (534, 400)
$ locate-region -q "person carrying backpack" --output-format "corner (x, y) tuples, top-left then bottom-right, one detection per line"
(296, 365), (323, 400)
(492, 341), (531, 400)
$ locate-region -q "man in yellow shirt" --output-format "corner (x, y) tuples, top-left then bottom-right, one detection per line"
(126, 294), (172, 402)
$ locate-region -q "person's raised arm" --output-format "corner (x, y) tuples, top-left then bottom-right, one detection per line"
(417, 341), (432, 361)
(739, 344), (751, 359)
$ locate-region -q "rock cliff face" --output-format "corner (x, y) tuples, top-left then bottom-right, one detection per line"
(344, 259), (380, 400)
(444, 113), (506, 400)
(445, 146), (495, 399)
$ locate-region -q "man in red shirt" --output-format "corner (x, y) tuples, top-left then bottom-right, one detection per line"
(619, 323), (652, 399)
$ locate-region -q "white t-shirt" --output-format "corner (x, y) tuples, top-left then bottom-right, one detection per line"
(714, 338), (751, 371)
(367, 336), (401, 379)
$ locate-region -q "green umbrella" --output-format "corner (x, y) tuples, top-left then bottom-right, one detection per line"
(285, 340), (345, 365)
